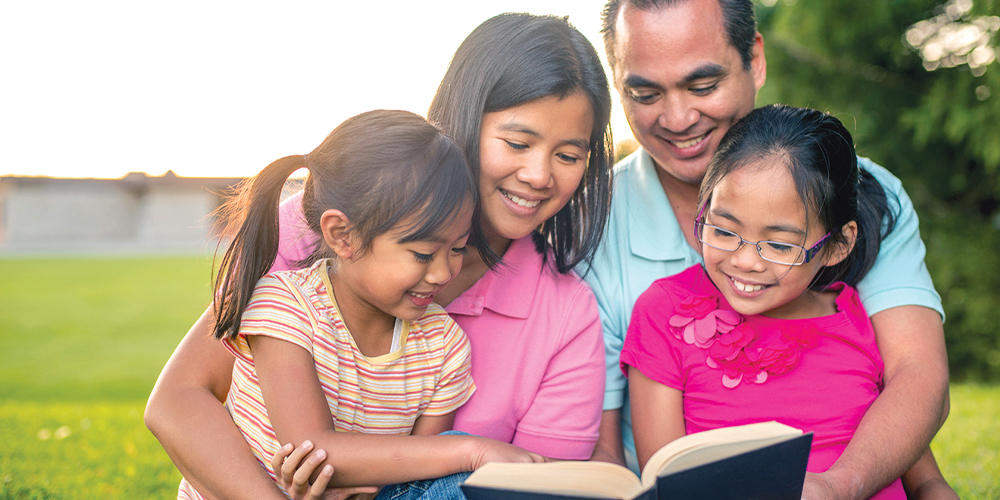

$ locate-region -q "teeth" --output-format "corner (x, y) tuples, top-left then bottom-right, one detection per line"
(672, 134), (706, 149)
(502, 190), (540, 208)
(732, 278), (766, 293)
(409, 292), (431, 299)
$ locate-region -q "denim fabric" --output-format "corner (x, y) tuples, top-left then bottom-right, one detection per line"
(374, 472), (470, 500)
(373, 431), (471, 500)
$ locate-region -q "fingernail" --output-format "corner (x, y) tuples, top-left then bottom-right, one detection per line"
(302, 440), (312, 448)
(282, 443), (292, 450)
(316, 449), (327, 460)
(322, 464), (333, 475)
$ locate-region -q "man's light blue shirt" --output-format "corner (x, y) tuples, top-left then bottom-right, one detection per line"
(578, 148), (943, 473)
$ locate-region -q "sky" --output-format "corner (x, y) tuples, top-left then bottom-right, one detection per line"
(0, 0), (633, 180)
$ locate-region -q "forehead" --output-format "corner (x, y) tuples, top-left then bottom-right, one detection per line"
(613, 0), (742, 85)
(710, 159), (812, 228)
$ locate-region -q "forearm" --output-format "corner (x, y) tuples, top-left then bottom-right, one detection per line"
(145, 306), (288, 500)
(901, 448), (958, 500)
(823, 306), (949, 500)
(590, 409), (626, 466)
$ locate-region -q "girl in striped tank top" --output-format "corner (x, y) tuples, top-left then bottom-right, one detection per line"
(177, 110), (545, 500)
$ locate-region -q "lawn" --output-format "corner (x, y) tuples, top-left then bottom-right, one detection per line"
(0, 257), (997, 499)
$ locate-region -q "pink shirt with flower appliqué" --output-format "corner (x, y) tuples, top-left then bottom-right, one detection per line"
(622, 265), (904, 500)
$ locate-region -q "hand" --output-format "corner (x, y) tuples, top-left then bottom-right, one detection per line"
(271, 441), (379, 500)
(464, 437), (548, 471)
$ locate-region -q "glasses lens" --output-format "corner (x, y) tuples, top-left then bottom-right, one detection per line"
(758, 241), (805, 265)
(699, 223), (742, 251)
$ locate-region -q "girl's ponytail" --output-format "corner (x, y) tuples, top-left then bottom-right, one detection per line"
(212, 155), (305, 339)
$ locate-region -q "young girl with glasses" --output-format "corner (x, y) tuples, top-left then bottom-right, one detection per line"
(176, 110), (547, 500)
(622, 104), (906, 499)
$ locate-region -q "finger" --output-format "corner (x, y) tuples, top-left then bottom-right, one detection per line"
(292, 448), (327, 492)
(271, 443), (294, 477)
(327, 485), (380, 500)
(307, 464), (333, 499)
(282, 440), (315, 488)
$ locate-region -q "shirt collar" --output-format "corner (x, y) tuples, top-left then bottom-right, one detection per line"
(445, 237), (540, 319)
(623, 149), (696, 262)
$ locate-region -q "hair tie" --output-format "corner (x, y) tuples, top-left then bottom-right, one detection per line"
(303, 153), (309, 166)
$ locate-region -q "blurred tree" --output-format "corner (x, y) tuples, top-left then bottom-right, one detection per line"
(755, 0), (1000, 379)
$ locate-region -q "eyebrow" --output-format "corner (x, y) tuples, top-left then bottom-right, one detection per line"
(497, 121), (590, 151)
(711, 209), (806, 237)
(623, 63), (728, 90)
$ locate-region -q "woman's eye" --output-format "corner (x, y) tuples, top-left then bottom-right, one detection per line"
(556, 153), (581, 164)
(413, 252), (434, 263)
(504, 140), (528, 151)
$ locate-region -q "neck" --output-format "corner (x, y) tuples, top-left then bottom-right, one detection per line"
(655, 164), (702, 249)
(326, 266), (394, 356)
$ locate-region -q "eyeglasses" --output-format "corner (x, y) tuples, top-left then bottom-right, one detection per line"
(694, 220), (831, 266)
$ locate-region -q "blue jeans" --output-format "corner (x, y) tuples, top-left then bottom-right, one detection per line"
(373, 431), (470, 500)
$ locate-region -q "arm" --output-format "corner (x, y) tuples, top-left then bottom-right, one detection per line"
(627, 366), (685, 471)
(144, 306), (290, 500)
(590, 409), (627, 465)
(805, 306), (950, 500)
(901, 448), (959, 500)
(249, 334), (544, 487)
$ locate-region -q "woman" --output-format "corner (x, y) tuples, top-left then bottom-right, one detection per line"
(145, 13), (614, 500)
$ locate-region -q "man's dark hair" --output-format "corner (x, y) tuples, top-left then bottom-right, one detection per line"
(601, 0), (757, 72)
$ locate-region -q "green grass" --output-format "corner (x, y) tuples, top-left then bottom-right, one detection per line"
(0, 257), (998, 498)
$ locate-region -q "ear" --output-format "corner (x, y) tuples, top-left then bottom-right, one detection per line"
(751, 32), (767, 93)
(823, 221), (858, 267)
(320, 209), (354, 260)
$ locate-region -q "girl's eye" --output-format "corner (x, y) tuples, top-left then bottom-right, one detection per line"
(765, 241), (796, 254)
(504, 140), (528, 151)
(713, 227), (738, 239)
(452, 246), (469, 255)
(412, 252), (434, 263)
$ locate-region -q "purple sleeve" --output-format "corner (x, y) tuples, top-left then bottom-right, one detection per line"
(621, 282), (685, 392)
(510, 284), (605, 460)
(270, 191), (318, 273)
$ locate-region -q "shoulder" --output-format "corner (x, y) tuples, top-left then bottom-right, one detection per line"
(857, 156), (904, 193)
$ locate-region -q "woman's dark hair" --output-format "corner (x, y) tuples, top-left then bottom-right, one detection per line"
(697, 104), (897, 288)
(428, 13), (615, 274)
(212, 110), (475, 339)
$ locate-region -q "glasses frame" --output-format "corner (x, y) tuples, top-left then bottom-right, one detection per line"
(693, 204), (831, 266)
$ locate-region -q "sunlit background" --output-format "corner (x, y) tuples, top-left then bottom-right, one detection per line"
(0, 0), (629, 179)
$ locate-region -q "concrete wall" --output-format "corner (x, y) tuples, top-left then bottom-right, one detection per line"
(0, 173), (242, 254)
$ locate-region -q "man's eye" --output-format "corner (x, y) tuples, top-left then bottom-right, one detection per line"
(629, 90), (659, 104)
(691, 83), (719, 95)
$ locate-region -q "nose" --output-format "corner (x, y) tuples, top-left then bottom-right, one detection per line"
(515, 152), (554, 190)
(657, 92), (699, 134)
(729, 242), (767, 272)
(424, 253), (454, 286)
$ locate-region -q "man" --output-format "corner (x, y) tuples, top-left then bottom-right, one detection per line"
(582, 0), (955, 498)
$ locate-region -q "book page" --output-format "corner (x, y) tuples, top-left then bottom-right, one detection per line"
(464, 461), (645, 499)
(640, 421), (802, 487)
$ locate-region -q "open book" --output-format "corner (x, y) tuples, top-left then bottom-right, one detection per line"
(461, 421), (812, 500)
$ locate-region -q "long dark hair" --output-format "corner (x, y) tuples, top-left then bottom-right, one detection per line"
(697, 104), (897, 288)
(212, 110), (475, 340)
(428, 13), (615, 274)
